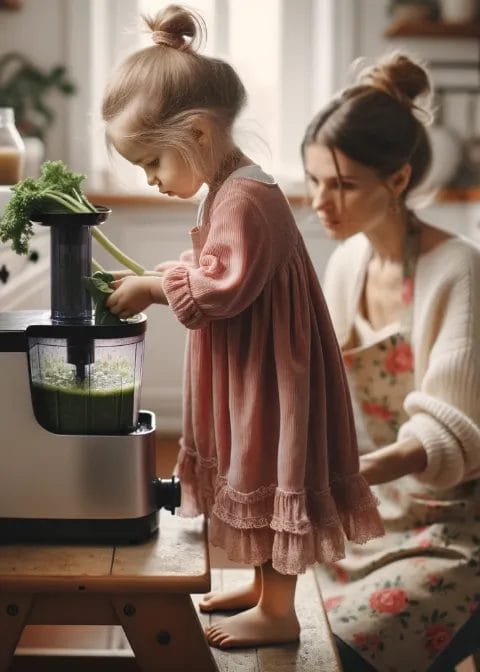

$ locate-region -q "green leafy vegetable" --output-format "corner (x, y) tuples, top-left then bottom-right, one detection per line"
(0, 160), (144, 275)
(83, 271), (122, 326)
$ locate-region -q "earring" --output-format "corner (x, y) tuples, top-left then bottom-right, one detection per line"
(390, 195), (401, 214)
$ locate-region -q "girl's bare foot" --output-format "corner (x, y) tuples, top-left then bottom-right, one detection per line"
(199, 582), (261, 613)
(205, 604), (300, 649)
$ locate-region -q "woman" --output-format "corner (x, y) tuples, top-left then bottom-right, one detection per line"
(302, 52), (480, 672)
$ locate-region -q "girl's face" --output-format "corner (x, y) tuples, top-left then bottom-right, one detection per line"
(108, 121), (203, 199)
(303, 143), (396, 240)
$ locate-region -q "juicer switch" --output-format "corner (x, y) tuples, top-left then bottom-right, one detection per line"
(154, 476), (181, 515)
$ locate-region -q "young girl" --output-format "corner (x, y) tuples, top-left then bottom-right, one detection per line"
(303, 53), (480, 671)
(104, 4), (384, 650)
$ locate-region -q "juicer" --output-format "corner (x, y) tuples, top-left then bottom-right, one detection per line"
(0, 204), (180, 543)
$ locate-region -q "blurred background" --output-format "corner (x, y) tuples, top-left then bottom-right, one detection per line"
(2, 0), (480, 431)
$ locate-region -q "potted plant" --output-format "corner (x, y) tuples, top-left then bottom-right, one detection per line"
(0, 52), (76, 176)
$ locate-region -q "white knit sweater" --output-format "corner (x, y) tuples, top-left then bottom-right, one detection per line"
(322, 234), (480, 490)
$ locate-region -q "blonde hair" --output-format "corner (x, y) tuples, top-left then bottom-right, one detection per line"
(102, 4), (247, 174)
(302, 52), (434, 195)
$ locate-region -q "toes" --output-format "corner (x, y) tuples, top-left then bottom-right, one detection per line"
(208, 629), (230, 647)
(217, 635), (234, 649)
(206, 625), (222, 636)
(199, 599), (217, 613)
(199, 593), (215, 612)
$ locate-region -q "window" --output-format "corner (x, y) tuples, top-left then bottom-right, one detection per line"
(66, 0), (345, 194)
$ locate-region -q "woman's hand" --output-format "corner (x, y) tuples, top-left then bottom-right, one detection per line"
(106, 274), (168, 318)
(360, 438), (427, 485)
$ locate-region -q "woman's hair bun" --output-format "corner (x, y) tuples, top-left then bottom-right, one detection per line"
(144, 3), (206, 51)
(356, 52), (431, 109)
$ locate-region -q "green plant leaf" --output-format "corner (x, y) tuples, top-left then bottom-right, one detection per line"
(83, 271), (123, 326)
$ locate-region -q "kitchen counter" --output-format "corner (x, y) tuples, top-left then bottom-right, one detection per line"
(86, 186), (480, 208)
(87, 191), (308, 208)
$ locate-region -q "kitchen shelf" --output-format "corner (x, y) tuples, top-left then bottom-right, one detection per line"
(436, 185), (480, 202)
(385, 20), (480, 38)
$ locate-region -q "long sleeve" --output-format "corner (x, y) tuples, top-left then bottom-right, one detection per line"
(179, 249), (195, 264)
(163, 183), (274, 329)
(398, 241), (480, 489)
(323, 235), (480, 490)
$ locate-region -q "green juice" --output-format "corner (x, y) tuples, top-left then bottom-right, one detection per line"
(31, 357), (138, 435)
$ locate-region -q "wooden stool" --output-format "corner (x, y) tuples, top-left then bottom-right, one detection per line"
(0, 513), (217, 672)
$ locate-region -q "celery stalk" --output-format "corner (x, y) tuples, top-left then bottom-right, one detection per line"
(92, 227), (145, 276)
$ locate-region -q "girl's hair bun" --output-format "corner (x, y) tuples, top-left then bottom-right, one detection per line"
(356, 52), (432, 112)
(144, 3), (206, 51)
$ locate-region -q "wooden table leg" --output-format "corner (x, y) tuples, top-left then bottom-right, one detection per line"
(0, 595), (33, 672)
(112, 594), (218, 672)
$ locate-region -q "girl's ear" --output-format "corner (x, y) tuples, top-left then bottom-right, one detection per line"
(387, 163), (412, 197)
(191, 117), (211, 147)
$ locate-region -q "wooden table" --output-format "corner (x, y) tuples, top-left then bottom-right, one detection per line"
(0, 513), (217, 672)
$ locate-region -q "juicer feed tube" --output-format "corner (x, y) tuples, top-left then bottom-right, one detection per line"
(50, 221), (94, 377)
(50, 222), (92, 324)
(33, 207), (111, 339)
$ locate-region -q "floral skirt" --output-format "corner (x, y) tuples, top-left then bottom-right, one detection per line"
(315, 478), (480, 672)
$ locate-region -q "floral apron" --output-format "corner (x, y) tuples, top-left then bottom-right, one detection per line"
(316, 229), (480, 672)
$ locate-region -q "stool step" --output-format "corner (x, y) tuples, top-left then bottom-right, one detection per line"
(9, 654), (138, 672)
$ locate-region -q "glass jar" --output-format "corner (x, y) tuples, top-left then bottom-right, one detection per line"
(0, 107), (25, 185)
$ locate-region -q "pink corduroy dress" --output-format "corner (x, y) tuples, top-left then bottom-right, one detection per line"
(162, 165), (384, 574)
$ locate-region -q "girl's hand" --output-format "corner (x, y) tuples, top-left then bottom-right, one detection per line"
(359, 438), (427, 485)
(107, 269), (164, 280)
(154, 260), (181, 273)
(107, 269), (136, 280)
(106, 275), (167, 318)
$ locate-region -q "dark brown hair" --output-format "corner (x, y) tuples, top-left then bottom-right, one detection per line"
(301, 53), (433, 194)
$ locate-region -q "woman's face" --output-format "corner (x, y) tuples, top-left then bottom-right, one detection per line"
(303, 143), (395, 240)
